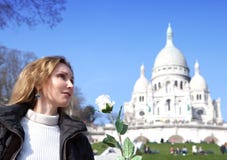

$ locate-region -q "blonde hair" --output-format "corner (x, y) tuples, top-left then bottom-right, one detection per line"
(8, 56), (73, 106)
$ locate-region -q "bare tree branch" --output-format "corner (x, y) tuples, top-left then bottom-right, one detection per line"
(0, 0), (66, 29)
(0, 45), (37, 104)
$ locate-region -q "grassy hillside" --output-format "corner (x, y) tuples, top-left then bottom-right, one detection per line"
(92, 142), (227, 160)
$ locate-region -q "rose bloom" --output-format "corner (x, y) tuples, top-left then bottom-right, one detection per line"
(95, 95), (115, 113)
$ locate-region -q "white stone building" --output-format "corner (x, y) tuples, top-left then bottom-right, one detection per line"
(89, 24), (227, 146)
(124, 23), (223, 126)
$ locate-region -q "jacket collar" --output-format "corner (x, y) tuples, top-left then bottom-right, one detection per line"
(59, 112), (87, 138)
(0, 104), (29, 128)
(0, 104), (29, 139)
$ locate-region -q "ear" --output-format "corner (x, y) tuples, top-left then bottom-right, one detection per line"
(35, 85), (42, 94)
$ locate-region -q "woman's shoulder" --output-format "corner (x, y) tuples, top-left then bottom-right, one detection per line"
(59, 112), (88, 131)
(0, 104), (29, 117)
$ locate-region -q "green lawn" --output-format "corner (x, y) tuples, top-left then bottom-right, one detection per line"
(141, 143), (227, 160)
(92, 142), (227, 160)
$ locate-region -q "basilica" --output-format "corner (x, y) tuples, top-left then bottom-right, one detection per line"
(89, 24), (227, 146)
(124, 23), (223, 126)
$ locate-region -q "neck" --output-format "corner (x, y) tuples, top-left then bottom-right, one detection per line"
(33, 99), (58, 115)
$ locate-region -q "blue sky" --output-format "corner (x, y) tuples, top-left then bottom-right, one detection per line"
(0, 0), (227, 122)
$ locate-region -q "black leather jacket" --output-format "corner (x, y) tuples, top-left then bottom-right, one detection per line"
(0, 104), (94, 160)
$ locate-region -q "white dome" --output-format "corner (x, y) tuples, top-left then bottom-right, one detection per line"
(153, 24), (188, 69)
(190, 74), (207, 90)
(190, 61), (208, 90)
(154, 46), (187, 68)
(133, 64), (148, 92)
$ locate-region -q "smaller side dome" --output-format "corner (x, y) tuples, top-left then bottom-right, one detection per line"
(133, 64), (148, 92)
(190, 61), (208, 90)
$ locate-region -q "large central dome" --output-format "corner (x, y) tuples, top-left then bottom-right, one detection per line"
(153, 24), (188, 69)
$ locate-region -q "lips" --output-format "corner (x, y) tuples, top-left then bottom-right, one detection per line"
(62, 92), (71, 97)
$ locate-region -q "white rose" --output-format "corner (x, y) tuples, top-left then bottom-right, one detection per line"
(95, 95), (115, 113)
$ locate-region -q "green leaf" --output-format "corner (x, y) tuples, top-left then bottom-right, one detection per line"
(122, 137), (135, 158)
(117, 106), (123, 120)
(115, 118), (128, 135)
(115, 106), (128, 134)
(103, 134), (119, 148)
(101, 103), (113, 113)
(132, 155), (143, 160)
(116, 156), (125, 160)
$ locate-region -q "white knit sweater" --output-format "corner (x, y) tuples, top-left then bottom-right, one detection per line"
(18, 109), (60, 160)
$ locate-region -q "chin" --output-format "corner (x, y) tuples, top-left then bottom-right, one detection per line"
(58, 102), (70, 108)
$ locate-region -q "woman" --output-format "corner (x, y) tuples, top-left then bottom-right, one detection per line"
(0, 56), (94, 160)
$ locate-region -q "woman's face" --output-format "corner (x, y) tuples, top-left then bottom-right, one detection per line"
(41, 63), (74, 108)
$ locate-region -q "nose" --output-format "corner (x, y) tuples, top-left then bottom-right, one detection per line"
(67, 80), (74, 89)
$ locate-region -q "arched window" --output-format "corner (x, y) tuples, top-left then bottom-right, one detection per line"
(139, 96), (144, 102)
(174, 80), (178, 87)
(196, 94), (202, 100)
(158, 82), (161, 89)
(154, 84), (157, 91)
(167, 99), (171, 111)
(180, 81), (183, 89)
(166, 81), (171, 93)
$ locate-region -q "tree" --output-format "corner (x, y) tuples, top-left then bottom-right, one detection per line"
(0, 45), (37, 104)
(81, 105), (96, 124)
(0, 0), (66, 29)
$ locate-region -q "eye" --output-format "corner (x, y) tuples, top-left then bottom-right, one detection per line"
(57, 73), (66, 80)
(70, 78), (74, 84)
(57, 73), (74, 84)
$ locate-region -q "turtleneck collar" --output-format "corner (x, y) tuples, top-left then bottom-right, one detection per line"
(26, 109), (59, 126)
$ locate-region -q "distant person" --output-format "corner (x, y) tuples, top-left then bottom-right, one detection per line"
(192, 145), (197, 155)
(160, 138), (164, 143)
(144, 145), (151, 154)
(182, 146), (188, 156)
(198, 146), (205, 155)
(169, 146), (174, 154)
(220, 145), (226, 154)
(175, 147), (180, 154)
(0, 56), (94, 160)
